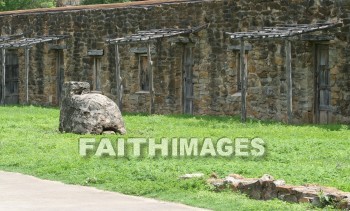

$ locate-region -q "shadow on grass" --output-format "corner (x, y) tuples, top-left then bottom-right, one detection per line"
(2, 105), (348, 131)
(122, 112), (350, 131)
(0, 104), (59, 110)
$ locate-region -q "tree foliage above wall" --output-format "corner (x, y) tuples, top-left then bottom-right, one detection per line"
(0, 0), (56, 11)
(0, 0), (134, 11)
(81, 0), (130, 5)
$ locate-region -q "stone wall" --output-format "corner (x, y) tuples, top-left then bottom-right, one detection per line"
(0, 0), (349, 123)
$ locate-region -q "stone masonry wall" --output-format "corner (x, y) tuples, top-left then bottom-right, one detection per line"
(0, 0), (348, 123)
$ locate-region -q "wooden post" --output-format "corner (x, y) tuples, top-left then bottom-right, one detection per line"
(115, 44), (122, 110)
(25, 47), (30, 104)
(93, 57), (96, 90)
(1, 48), (5, 105)
(285, 39), (293, 124)
(240, 38), (247, 122)
(147, 42), (154, 114)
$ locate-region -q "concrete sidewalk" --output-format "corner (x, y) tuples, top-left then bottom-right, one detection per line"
(0, 171), (207, 211)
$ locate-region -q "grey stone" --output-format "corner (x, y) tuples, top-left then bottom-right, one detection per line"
(102, 131), (116, 135)
(260, 174), (274, 181)
(59, 81), (126, 135)
(273, 180), (286, 186)
(179, 173), (204, 179)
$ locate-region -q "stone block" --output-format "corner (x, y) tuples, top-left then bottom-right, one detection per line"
(59, 81), (126, 135)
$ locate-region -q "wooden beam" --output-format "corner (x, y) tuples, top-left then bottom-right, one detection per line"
(301, 34), (335, 41)
(93, 57), (97, 90)
(285, 39), (293, 124)
(240, 38), (247, 122)
(49, 44), (67, 50)
(1, 48), (5, 105)
(226, 22), (341, 40)
(130, 47), (155, 54)
(96, 58), (101, 91)
(88, 49), (104, 56)
(115, 44), (122, 110)
(148, 42), (155, 114)
(107, 25), (208, 45)
(227, 44), (252, 51)
(25, 47), (30, 104)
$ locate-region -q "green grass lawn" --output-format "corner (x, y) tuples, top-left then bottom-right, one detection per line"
(0, 106), (349, 210)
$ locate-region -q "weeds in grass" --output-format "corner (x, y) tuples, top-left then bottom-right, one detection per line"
(0, 106), (349, 210)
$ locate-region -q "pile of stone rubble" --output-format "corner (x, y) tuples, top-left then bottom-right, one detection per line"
(180, 173), (350, 209)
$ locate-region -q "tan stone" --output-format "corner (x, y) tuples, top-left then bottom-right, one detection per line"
(299, 197), (313, 203)
(227, 173), (244, 179)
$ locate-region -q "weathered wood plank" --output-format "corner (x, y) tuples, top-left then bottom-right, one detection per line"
(49, 44), (68, 50)
(0, 36), (67, 49)
(301, 34), (335, 41)
(1, 49), (5, 104)
(115, 44), (122, 110)
(107, 25), (208, 44)
(148, 42), (155, 114)
(88, 49), (104, 56)
(25, 47), (30, 104)
(93, 58), (101, 91)
(285, 39), (293, 124)
(130, 47), (156, 54)
(240, 38), (247, 123)
(227, 44), (252, 51)
(227, 22), (340, 40)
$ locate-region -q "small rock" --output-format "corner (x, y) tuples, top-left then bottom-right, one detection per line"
(299, 197), (313, 203)
(227, 173), (244, 179)
(260, 174), (274, 181)
(279, 194), (298, 203)
(210, 172), (219, 179)
(207, 178), (225, 191)
(311, 196), (322, 207)
(335, 197), (350, 209)
(224, 176), (241, 184)
(102, 131), (116, 135)
(273, 180), (286, 186)
(179, 173), (204, 179)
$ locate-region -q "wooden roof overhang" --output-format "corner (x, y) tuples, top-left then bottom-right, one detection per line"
(0, 34), (68, 105)
(226, 22), (341, 40)
(106, 25), (207, 113)
(225, 22), (342, 123)
(0, 35), (68, 49)
(106, 24), (207, 44)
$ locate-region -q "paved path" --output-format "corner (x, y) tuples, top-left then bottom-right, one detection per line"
(0, 171), (207, 211)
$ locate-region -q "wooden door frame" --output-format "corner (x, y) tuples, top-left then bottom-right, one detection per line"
(138, 54), (150, 92)
(4, 49), (19, 104)
(92, 56), (101, 91)
(313, 42), (330, 124)
(182, 43), (194, 115)
(56, 50), (64, 105)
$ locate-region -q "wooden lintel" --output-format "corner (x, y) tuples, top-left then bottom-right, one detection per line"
(88, 49), (104, 56)
(168, 36), (190, 44)
(110, 39), (157, 45)
(6, 47), (22, 50)
(227, 44), (252, 51)
(301, 34), (335, 41)
(49, 44), (68, 50)
(130, 47), (155, 54)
